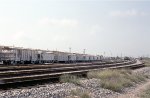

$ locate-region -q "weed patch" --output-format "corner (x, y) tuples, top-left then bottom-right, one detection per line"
(87, 69), (146, 92)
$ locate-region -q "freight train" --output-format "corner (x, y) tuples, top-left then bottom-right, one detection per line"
(0, 45), (103, 65)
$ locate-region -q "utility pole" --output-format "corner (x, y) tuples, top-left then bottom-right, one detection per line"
(103, 52), (105, 57)
(121, 53), (123, 58)
(83, 49), (86, 62)
(69, 47), (71, 53)
(110, 51), (112, 57)
(83, 49), (86, 54)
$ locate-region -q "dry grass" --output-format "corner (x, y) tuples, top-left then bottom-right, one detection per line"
(60, 74), (91, 98)
(142, 58), (150, 66)
(140, 86), (150, 98)
(68, 89), (91, 98)
(60, 74), (81, 85)
(87, 69), (146, 92)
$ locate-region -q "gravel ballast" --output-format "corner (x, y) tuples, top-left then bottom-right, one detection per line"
(0, 79), (119, 98)
(1, 67), (150, 98)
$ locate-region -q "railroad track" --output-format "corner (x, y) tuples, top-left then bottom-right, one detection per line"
(0, 59), (144, 85)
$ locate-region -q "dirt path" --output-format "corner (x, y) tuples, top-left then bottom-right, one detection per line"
(118, 79), (150, 98)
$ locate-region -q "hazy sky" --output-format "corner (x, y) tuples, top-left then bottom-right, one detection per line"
(0, 0), (150, 57)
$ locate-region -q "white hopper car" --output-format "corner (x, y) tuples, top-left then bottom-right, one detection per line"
(41, 51), (54, 63)
(0, 45), (103, 64)
(68, 53), (76, 62)
(83, 54), (90, 62)
(53, 51), (70, 63)
(76, 53), (84, 62)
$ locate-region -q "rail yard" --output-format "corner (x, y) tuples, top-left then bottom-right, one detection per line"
(0, 0), (149, 98)
(0, 45), (144, 85)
